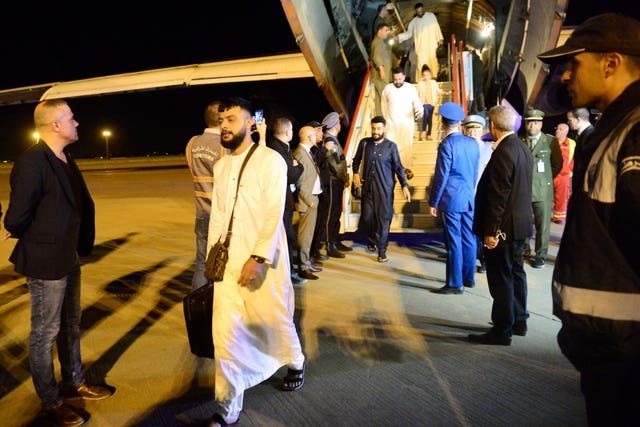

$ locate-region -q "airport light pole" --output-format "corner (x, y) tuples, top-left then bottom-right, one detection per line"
(102, 130), (111, 160)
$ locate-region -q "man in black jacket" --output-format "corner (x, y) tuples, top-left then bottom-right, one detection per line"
(469, 105), (533, 346)
(565, 107), (594, 194)
(4, 99), (112, 427)
(538, 13), (640, 425)
(316, 112), (352, 258)
(266, 116), (306, 285)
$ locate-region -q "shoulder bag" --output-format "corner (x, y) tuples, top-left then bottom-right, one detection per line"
(183, 143), (258, 358)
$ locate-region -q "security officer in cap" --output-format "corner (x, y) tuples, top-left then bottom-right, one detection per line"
(313, 112), (351, 259)
(521, 109), (562, 268)
(537, 13), (640, 425)
(463, 114), (494, 273)
(429, 102), (479, 294)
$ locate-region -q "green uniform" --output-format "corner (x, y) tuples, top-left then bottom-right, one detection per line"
(522, 132), (562, 259)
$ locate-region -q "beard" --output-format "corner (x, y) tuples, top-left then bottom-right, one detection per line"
(221, 126), (246, 151)
(372, 132), (384, 141)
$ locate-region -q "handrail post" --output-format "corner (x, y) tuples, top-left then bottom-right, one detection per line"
(459, 40), (467, 115)
(451, 34), (459, 105)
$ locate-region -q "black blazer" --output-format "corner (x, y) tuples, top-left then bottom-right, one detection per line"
(266, 136), (303, 212)
(4, 143), (95, 279)
(474, 133), (533, 241)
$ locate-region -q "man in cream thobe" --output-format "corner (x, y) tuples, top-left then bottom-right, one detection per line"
(208, 98), (305, 426)
(397, 3), (444, 82)
(381, 68), (423, 174)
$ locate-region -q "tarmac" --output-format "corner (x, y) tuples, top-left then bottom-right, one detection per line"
(0, 156), (587, 427)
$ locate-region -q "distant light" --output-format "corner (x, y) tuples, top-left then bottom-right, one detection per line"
(32, 131), (40, 143)
(102, 130), (112, 137)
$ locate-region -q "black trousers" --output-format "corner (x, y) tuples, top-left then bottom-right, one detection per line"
(580, 361), (640, 426)
(283, 206), (296, 270)
(485, 239), (528, 337)
(325, 178), (344, 245)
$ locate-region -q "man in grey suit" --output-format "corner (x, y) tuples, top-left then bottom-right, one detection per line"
(294, 126), (323, 280)
(4, 99), (112, 427)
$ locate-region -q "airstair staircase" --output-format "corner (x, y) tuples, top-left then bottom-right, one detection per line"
(342, 76), (453, 233)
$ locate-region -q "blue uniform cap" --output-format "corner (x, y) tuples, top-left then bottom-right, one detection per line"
(439, 102), (465, 122)
(463, 114), (486, 128)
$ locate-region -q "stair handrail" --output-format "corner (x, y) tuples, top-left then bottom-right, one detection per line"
(342, 65), (374, 231)
(459, 40), (468, 114)
(450, 33), (460, 105)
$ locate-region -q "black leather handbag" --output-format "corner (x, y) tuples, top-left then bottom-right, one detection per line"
(183, 283), (214, 358)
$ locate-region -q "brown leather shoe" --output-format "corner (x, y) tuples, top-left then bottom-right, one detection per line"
(62, 383), (112, 401)
(45, 402), (87, 426)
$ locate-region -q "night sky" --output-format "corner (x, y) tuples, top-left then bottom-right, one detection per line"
(0, 1), (637, 161)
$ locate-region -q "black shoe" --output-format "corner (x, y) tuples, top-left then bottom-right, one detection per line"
(477, 263), (486, 273)
(62, 383), (112, 401)
(306, 263), (322, 272)
(326, 245), (346, 258)
(311, 252), (329, 261)
(298, 270), (319, 280)
(468, 332), (511, 346)
(524, 248), (532, 259)
(291, 272), (307, 285)
(311, 260), (323, 267)
(464, 281), (475, 288)
(512, 323), (528, 336)
(377, 255), (388, 263)
(367, 244), (377, 253)
(432, 285), (463, 294)
(335, 242), (353, 252)
(45, 402), (87, 426)
(531, 257), (545, 268)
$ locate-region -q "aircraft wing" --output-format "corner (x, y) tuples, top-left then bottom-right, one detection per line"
(0, 53), (312, 106)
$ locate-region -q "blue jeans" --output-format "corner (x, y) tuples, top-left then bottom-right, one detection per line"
(422, 104), (435, 135)
(28, 263), (85, 409)
(193, 215), (212, 290)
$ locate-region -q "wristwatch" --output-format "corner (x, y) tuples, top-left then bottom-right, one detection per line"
(251, 255), (266, 264)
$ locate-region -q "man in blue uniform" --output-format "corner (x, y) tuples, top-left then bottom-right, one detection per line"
(352, 116), (410, 262)
(537, 13), (640, 425)
(429, 102), (479, 294)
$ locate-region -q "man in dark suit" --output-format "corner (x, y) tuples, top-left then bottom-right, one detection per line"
(266, 116), (306, 285)
(469, 105), (533, 345)
(566, 107), (594, 193)
(4, 99), (112, 427)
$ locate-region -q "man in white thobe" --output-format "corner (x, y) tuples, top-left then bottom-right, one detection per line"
(207, 98), (305, 427)
(381, 67), (423, 177)
(396, 2), (444, 82)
